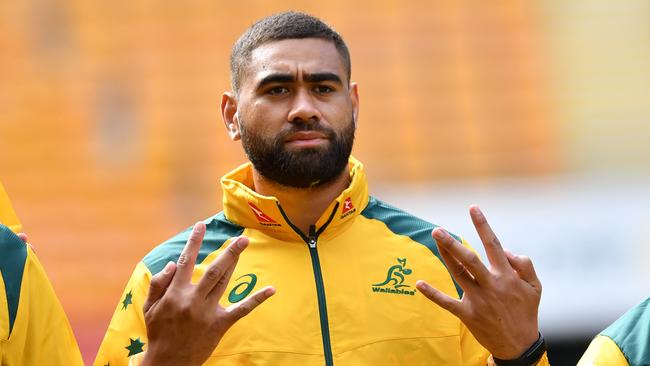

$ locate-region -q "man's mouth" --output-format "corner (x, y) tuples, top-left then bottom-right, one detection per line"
(285, 131), (329, 148)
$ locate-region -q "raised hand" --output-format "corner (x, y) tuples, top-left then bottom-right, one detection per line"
(141, 222), (275, 366)
(415, 205), (541, 360)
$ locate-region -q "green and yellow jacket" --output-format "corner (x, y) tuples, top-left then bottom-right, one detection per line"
(579, 297), (650, 366)
(0, 182), (83, 365)
(95, 158), (549, 366)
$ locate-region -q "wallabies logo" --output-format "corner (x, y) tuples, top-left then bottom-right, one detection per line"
(371, 258), (416, 296)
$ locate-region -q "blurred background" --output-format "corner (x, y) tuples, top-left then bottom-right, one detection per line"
(1, 1), (649, 364)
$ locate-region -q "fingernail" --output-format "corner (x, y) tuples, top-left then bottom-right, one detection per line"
(231, 236), (247, 249)
(433, 229), (447, 240)
(471, 206), (484, 219)
(163, 261), (174, 273)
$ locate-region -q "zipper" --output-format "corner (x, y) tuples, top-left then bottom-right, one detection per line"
(276, 201), (339, 366)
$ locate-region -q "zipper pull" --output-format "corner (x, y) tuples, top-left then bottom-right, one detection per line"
(308, 225), (317, 249)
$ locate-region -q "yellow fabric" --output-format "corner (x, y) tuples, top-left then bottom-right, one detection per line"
(0, 182), (21, 232)
(0, 246), (84, 365)
(487, 353), (549, 366)
(95, 158), (549, 366)
(578, 335), (629, 366)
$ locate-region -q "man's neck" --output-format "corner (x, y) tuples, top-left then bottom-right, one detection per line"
(251, 166), (351, 236)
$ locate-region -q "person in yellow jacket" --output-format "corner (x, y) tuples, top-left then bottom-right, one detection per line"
(0, 182), (83, 365)
(95, 12), (549, 366)
(578, 297), (650, 366)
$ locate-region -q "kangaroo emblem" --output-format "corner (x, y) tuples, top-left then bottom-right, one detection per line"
(373, 258), (413, 288)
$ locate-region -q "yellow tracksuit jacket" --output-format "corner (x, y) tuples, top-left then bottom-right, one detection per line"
(95, 159), (549, 365)
(0, 182), (83, 365)
(578, 297), (650, 366)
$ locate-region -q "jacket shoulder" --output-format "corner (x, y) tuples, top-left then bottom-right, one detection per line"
(361, 196), (462, 244)
(142, 212), (245, 276)
(601, 297), (650, 365)
(361, 196), (463, 297)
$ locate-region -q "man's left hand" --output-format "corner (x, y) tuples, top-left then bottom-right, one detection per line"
(415, 205), (542, 360)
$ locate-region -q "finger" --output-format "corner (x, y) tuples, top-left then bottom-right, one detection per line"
(144, 261), (177, 314)
(197, 236), (249, 299)
(415, 280), (464, 318)
(504, 249), (542, 291)
(18, 234), (36, 252)
(172, 222), (206, 286)
(17, 233), (29, 243)
(225, 286), (275, 323)
(433, 228), (489, 286)
(469, 205), (510, 270)
(435, 236), (477, 291)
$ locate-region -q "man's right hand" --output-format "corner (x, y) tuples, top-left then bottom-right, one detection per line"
(141, 222), (275, 366)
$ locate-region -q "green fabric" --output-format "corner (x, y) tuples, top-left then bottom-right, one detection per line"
(602, 297), (650, 366)
(361, 196), (463, 298)
(143, 212), (244, 276)
(0, 224), (27, 335)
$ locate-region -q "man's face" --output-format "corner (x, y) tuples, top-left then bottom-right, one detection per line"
(231, 38), (359, 188)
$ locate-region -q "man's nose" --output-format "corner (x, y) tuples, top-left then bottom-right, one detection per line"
(287, 88), (321, 123)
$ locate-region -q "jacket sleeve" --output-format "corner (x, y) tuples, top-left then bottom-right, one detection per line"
(1, 244), (84, 366)
(94, 262), (153, 366)
(577, 335), (629, 366)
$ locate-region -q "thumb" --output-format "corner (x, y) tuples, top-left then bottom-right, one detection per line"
(504, 249), (541, 290)
(144, 261), (177, 314)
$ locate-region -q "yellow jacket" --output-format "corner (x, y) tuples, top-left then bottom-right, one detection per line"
(578, 297), (650, 366)
(0, 182), (83, 365)
(95, 159), (549, 365)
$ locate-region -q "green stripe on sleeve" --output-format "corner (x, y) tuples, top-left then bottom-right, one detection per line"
(0, 224), (27, 335)
(143, 212), (244, 276)
(361, 196), (464, 298)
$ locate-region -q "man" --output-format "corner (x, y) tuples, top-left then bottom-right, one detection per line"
(0, 181), (83, 365)
(578, 297), (650, 365)
(95, 12), (549, 365)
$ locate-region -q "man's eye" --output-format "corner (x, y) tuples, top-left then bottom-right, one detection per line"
(268, 87), (289, 95)
(314, 86), (334, 94)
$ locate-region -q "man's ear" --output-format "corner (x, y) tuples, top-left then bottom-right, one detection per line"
(349, 82), (359, 127)
(221, 92), (241, 141)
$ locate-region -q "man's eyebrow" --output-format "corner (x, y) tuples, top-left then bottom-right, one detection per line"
(255, 72), (343, 90)
(304, 72), (343, 84)
(255, 74), (295, 89)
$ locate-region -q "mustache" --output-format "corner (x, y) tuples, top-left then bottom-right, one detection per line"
(278, 121), (337, 140)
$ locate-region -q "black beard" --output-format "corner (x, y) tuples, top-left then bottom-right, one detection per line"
(239, 117), (355, 188)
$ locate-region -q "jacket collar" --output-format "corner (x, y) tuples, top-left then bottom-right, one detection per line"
(221, 156), (369, 240)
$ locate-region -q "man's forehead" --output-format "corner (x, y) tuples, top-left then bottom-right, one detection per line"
(245, 38), (347, 83)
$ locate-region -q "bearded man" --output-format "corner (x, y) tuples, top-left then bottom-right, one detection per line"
(95, 12), (549, 366)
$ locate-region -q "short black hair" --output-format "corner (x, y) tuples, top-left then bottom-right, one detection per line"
(230, 11), (351, 93)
